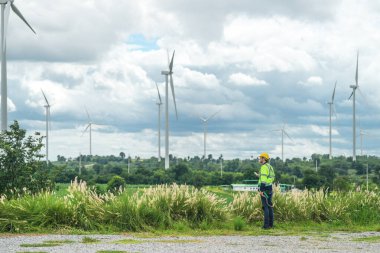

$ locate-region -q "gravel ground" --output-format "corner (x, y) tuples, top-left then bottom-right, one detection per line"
(1, 231), (380, 253)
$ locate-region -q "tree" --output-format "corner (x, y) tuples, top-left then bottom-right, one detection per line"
(110, 165), (123, 175)
(334, 176), (351, 191)
(119, 152), (126, 159)
(318, 165), (336, 189)
(107, 175), (126, 192)
(0, 121), (52, 195)
(171, 163), (190, 183)
(57, 155), (67, 162)
(302, 169), (324, 189)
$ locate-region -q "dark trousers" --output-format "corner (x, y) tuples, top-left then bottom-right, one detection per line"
(260, 187), (274, 228)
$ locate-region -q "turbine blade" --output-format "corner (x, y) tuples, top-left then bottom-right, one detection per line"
(166, 49), (170, 68)
(82, 124), (90, 135)
(85, 107), (91, 122)
(11, 3), (36, 34)
(348, 91), (354, 100)
(170, 74), (178, 120)
(284, 130), (293, 141)
(206, 110), (220, 121)
(332, 81), (337, 103)
(355, 51), (359, 87)
(169, 50), (175, 72)
(41, 89), (49, 105)
(357, 87), (369, 105)
(155, 82), (162, 103)
(3, 1), (11, 53)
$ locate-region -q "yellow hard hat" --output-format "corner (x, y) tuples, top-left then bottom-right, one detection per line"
(259, 152), (270, 160)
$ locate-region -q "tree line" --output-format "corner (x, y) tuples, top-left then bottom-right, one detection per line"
(1, 121), (379, 196)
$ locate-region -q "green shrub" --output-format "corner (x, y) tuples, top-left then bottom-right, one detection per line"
(233, 216), (246, 231)
(107, 176), (126, 193)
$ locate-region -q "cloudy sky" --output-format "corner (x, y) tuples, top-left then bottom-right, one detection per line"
(4, 0), (380, 160)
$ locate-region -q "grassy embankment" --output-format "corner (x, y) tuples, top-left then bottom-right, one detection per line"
(0, 180), (379, 235)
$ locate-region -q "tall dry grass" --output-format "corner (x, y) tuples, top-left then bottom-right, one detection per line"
(0, 180), (379, 232)
(0, 179), (228, 232)
(230, 185), (380, 224)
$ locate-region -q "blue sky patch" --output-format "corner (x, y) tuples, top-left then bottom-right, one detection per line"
(126, 34), (159, 51)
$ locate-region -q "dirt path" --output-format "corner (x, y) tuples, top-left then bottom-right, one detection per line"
(1, 232), (379, 253)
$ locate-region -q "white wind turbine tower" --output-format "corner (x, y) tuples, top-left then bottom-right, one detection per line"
(348, 52), (360, 162)
(1, 0), (35, 130)
(155, 82), (163, 162)
(359, 129), (368, 156)
(161, 50), (178, 169)
(327, 81), (337, 159)
(274, 124), (293, 162)
(82, 108), (94, 156)
(41, 89), (51, 164)
(200, 110), (220, 159)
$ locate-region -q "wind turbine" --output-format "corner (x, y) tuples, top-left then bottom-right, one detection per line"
(155, 82), (163, 162)
(327, 81), (337, 159)
(82, 108), (94, 156)
(1, 0), (36, 130)
(41, 89), (50, 164)
(274, 124), (292, 162)
(160, 50), (178, 169)
(200, 110), (220, 159)
(348, 52), (360, 162)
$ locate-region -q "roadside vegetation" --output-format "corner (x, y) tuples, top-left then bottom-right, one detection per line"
(0, 122), (380, 234)
(0, 179), (379, 233)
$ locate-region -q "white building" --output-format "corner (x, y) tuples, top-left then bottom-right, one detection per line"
(231, 184), (259, 192)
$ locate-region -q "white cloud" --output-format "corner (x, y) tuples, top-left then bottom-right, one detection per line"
(298, 76), (323, 87)
(1, 0), (380, 161)
(228, 73), (267, 86)
(8, 98), (16, 112)
(310, 125), (339, 137)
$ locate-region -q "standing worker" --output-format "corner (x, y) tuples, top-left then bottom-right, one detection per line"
(257, 152), (275, 229)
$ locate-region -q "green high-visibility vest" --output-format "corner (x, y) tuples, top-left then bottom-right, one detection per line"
(258, 163), (275, 185)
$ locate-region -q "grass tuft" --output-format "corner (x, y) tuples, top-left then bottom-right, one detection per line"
(43, 239), (75, 244)
(20, 243), (61, 247)
(156, 239), (202, 243)
(233, 216), (246, 231)
(17, 252), (48, 253)
(113, 239), (142, 244)
(352, 235), (380, 243)
(82, 236), (100, 243)
(96, 251), (130, 253)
